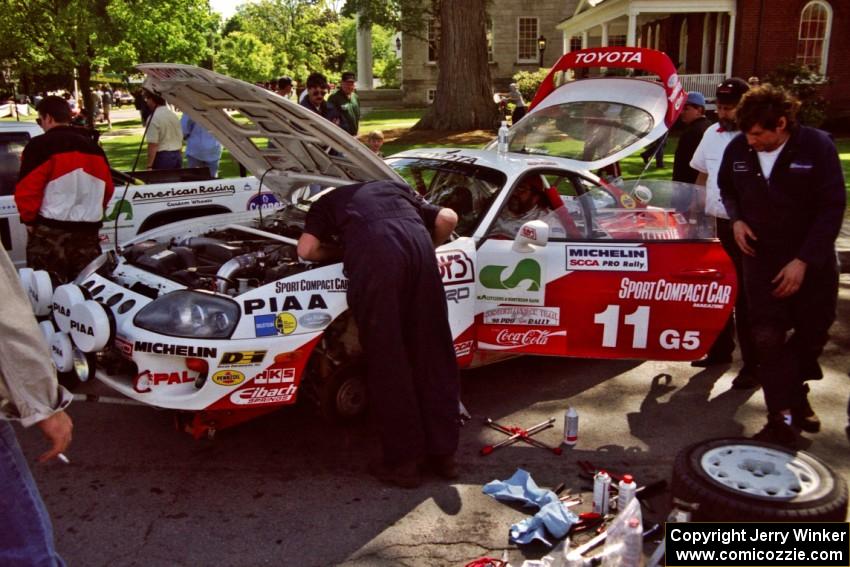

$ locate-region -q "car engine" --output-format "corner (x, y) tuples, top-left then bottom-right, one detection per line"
(120, 212), (316, 297)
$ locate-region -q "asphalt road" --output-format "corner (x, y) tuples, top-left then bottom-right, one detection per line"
(14, 271), (848, 567)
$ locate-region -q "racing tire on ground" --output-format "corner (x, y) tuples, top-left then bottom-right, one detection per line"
(306, 359), (369, 423)
(672, 437), (847, 522)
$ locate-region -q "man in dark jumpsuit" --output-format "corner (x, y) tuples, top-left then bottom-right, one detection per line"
(297, 180), (460, 488)
(718, 85), (846, 446)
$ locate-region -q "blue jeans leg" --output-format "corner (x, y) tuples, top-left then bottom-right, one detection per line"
(0, 421), (65, 567)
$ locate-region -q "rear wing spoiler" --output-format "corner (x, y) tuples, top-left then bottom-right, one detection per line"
(528, 47), (686, 128)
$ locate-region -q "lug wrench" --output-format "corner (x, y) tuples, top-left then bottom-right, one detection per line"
(480, 418), (553, 455)
(481, 417), (562, 455)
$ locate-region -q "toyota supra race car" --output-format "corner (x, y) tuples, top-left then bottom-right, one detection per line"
(20, 47), (737, 437)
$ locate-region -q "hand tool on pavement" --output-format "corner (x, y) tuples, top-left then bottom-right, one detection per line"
(481, 417), (561, 455)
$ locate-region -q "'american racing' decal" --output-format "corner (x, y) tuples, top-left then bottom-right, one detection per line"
(484, 306), (560, 326)
(566, 245), (648, 272)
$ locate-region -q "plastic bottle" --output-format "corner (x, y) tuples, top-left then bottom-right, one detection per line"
(498, 121), (509, 154)
(617, 474), (637, 512)
(592, 470), (611, 515)
(618, 516), (644, 567)
(563, 406), (578, 446)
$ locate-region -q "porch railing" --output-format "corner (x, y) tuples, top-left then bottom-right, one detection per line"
(679, 73), (726, 99)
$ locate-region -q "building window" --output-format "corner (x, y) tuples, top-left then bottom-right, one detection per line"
(570, 36), (583, 52)
(427, 17), (440, 63)
(609, 34), (626, 47)
(517, 17), (539, 62)
(797, 1), (832, 75)
(427, 88), (437, 104)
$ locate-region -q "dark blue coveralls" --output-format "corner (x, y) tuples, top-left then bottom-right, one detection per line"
(303, 180), (460, 466)
(718, 126), (846, 413)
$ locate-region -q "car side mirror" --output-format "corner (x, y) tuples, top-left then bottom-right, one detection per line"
(512, 220), (549, 253)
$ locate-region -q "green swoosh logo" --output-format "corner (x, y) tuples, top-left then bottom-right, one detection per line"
(480, 258), (541, 291)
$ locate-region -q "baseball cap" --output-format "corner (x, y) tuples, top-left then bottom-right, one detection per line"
(686, 91), (706, 107)
(715, 77), (749, 105)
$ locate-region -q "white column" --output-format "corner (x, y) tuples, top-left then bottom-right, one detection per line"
(563, 30), (568, 53)
(601, 22), (609, 47)
(627, 11), (638, 47)
(581, 31), (588, 49)
(713, 13), (723, 73)
(355, 13), (374, 90)
(725, 10), (736, 78)
(701, 13), (710, 73)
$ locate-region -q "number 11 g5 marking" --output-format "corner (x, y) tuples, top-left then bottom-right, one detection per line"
(594, 305), (701, 351)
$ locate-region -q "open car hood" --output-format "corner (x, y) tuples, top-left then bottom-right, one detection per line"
(505, 47), (684, 171)
(137, 64), (402, 202)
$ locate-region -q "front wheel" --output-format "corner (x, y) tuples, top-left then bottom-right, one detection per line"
(303, 358), (368, 423)
(672, 437), (847, 521)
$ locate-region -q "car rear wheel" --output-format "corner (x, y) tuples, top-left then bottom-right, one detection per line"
(672, 437), (847, 521)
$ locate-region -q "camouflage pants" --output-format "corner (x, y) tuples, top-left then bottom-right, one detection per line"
(26, 225), (101, 284)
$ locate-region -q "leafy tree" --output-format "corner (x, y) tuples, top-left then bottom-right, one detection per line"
(0, 0), (218, 124)
(217, 32), (276, 83)
(337, 16), (399, 85)
(228, 0), (344, 81)
(344, 0), (498, 130)
(764, 62), (828, 127)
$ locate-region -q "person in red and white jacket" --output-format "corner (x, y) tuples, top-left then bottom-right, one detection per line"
(15, 95), (114, 282)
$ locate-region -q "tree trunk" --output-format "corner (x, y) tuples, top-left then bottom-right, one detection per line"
(413, 0), (499, 131)
(78, 63), (94, 128)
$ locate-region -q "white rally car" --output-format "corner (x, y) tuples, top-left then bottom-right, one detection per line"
(0, 122), (279, 267)
(21, 49), (737, 437)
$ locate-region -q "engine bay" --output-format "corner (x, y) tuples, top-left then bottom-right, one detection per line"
(119, 209), (316, 297)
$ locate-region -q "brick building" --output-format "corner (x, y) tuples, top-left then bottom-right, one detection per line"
(400, 0), (849, 120)
(557, 0), (850, 119)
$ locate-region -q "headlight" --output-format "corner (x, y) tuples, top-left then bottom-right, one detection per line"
(134, 290), (239, 339)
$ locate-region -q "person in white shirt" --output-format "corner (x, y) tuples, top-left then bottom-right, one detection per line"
(689, 77), (757, 389)
(143, 89), (183, 170)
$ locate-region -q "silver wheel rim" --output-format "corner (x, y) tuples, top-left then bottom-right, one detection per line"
(335, 377), (366, 418)
(700, 444), (821, 500)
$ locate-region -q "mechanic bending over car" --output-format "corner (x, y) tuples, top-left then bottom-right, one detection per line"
(0, 245), (73, 565)
(15, 95), (115, 283)
(718, 84), (846, 447)
(297, 180), (460, 489)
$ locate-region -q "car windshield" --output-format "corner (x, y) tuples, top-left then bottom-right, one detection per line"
(386, 157), (507, 237)
(506, 101), (654, 161)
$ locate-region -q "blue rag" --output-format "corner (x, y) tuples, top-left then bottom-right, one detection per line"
(482, 468), (577, 546)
